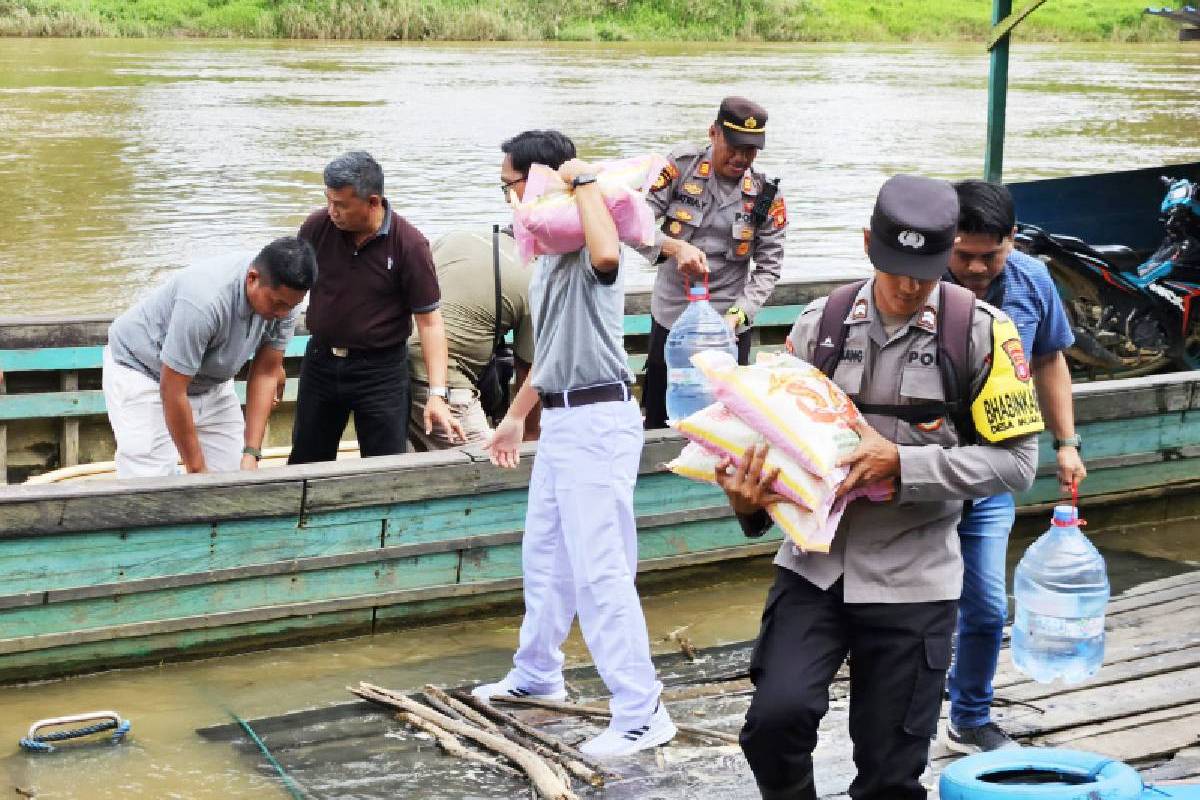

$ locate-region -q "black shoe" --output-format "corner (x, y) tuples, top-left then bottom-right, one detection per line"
(944, 720), (1019, 754)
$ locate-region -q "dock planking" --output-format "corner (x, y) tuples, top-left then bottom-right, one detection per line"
(197, 571), (1200, 799)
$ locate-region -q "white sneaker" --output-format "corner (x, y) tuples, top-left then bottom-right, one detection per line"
(580, 702), (677, 759)
(470, 673), (568, 704)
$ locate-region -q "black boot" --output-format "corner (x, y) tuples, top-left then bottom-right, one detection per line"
(757, 773), (818, 800)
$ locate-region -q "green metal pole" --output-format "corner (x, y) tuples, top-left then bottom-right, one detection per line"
(984, 0), (1013, 183)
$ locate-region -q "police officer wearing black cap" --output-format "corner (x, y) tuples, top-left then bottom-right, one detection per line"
(640, 96), (788, 429)
(716, 175), (1041, 800)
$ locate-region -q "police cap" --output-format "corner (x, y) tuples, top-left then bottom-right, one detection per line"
(867, 175), (960, 280)
(716, 96), (767, 150)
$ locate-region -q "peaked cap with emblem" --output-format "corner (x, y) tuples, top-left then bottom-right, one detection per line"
(716, 96), (767, 150)
(867, 174), (959, 280)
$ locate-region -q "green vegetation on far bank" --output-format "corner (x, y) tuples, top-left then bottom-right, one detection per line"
(0, 0), (1178, 42)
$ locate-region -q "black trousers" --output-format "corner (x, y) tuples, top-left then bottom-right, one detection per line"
(740, 568), (956, 800)
(288, 339), (411, 464)
(642, 318), (752, 430)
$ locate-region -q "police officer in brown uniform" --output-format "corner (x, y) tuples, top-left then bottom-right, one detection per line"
(641, 96), (788, 429)
(718, 176), (1040, 800)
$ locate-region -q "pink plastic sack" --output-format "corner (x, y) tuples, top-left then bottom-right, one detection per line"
(663, 442), (839, 553)
(675, 402), (838, 515)
(511, 154), (667, 263)
(691, 350), (863, 477)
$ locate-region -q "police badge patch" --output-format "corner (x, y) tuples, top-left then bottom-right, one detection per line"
(1002, 338), (1032, 382)
(916, 306), (937, 332)
(769, 196), (787, 230)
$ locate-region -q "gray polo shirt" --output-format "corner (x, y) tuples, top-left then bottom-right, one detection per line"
(528, 247), (633, 394)
(108, 252), (297, 396)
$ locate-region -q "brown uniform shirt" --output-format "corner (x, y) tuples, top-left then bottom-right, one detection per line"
(299, 200), (440, 350)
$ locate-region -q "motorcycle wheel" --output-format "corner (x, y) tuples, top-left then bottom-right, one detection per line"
(1045, 256), (1173, 380)
(1172, 320), (1200, 371)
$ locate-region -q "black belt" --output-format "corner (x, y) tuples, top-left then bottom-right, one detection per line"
(540, 382), (632, 409)
(311, 339), (405, 359)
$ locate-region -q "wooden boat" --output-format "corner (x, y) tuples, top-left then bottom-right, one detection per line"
(3, 264), (1200, 683)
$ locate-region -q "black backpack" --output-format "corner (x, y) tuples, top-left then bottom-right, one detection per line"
(473, 225), (516, 422)
(811, 279), (978, 444)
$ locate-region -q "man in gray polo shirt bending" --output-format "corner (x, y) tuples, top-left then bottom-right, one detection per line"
(104, 237), (315, 478)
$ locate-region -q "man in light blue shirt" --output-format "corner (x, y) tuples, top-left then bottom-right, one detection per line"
(943, 180), (1088, 753)
(104, 237), (315, 477)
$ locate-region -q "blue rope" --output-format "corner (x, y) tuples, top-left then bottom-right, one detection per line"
(19, 719), (131, 754)
(231, 714), (308, 800)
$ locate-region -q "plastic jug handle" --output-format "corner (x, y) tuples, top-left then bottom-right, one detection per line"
(682, 272), (710, 298)
(1060, 480), (1087, 528)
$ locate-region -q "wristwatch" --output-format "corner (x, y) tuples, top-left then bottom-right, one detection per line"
(241, 445), (262, 461)
(1053, 434), (1082, 452)
(726, 306), (748, 327)
(571, 174), (597, 189)
(429, 386), (449, 399)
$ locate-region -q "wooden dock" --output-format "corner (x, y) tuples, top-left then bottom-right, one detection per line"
(198, 569), (1200, 798)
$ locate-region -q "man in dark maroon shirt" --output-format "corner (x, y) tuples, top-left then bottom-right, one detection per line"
(289, 151), (463, 463)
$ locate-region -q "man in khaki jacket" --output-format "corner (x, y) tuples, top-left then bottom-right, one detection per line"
(719, 175), (1039, 800)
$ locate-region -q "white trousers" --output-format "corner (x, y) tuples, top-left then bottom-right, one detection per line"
(102, 347), (244, 478)
(509, 398), (662, 730)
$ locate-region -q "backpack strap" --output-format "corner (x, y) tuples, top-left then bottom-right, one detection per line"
(936, 281), (976, 444)
(817, 279), (977, 444)
(491, 224), (504, 351)
(812, 279), (869, 377)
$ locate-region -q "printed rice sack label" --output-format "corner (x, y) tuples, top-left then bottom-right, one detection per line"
(674, 401), (838, 517)
(511, 154), (667, 262)
(691, 350), (862, 477)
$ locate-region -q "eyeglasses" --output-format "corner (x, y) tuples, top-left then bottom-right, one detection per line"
(500, 176), (525, 198)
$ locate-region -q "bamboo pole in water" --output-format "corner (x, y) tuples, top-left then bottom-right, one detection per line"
(352, 683), (579, 800)
(453, 690), (605, 786)
(424, 684), (500, 733)
(397, 711), (521, 778)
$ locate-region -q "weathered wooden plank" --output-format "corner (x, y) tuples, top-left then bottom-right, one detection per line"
(1036, 705), (1200, 761)
(638, 517), (779, 562)
(0, 472), (306, 537)
(60, 370), (79, 467)
(1001, 645), (1200, 705)
(0, 338), (312, 375)
(0, 374), (6, 486)
(0, 550), (461, 643)
(996, 665), (1200, 738)
(1115, 569), (1200, 599)
(0, 377), (306, 422)
(1020, 455), (1200, 506)
(0, 608), (373, 684)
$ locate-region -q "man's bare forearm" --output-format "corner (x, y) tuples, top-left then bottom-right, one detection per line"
(160, 367), (204, 472)
(1033, 351), (1076, 438)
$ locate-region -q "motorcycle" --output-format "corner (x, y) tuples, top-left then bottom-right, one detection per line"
(1016, 176), (1200, 378)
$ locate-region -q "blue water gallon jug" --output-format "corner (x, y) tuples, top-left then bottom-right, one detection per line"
(1012, 505), (1110, 684)
(664, 285), (738, 422)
